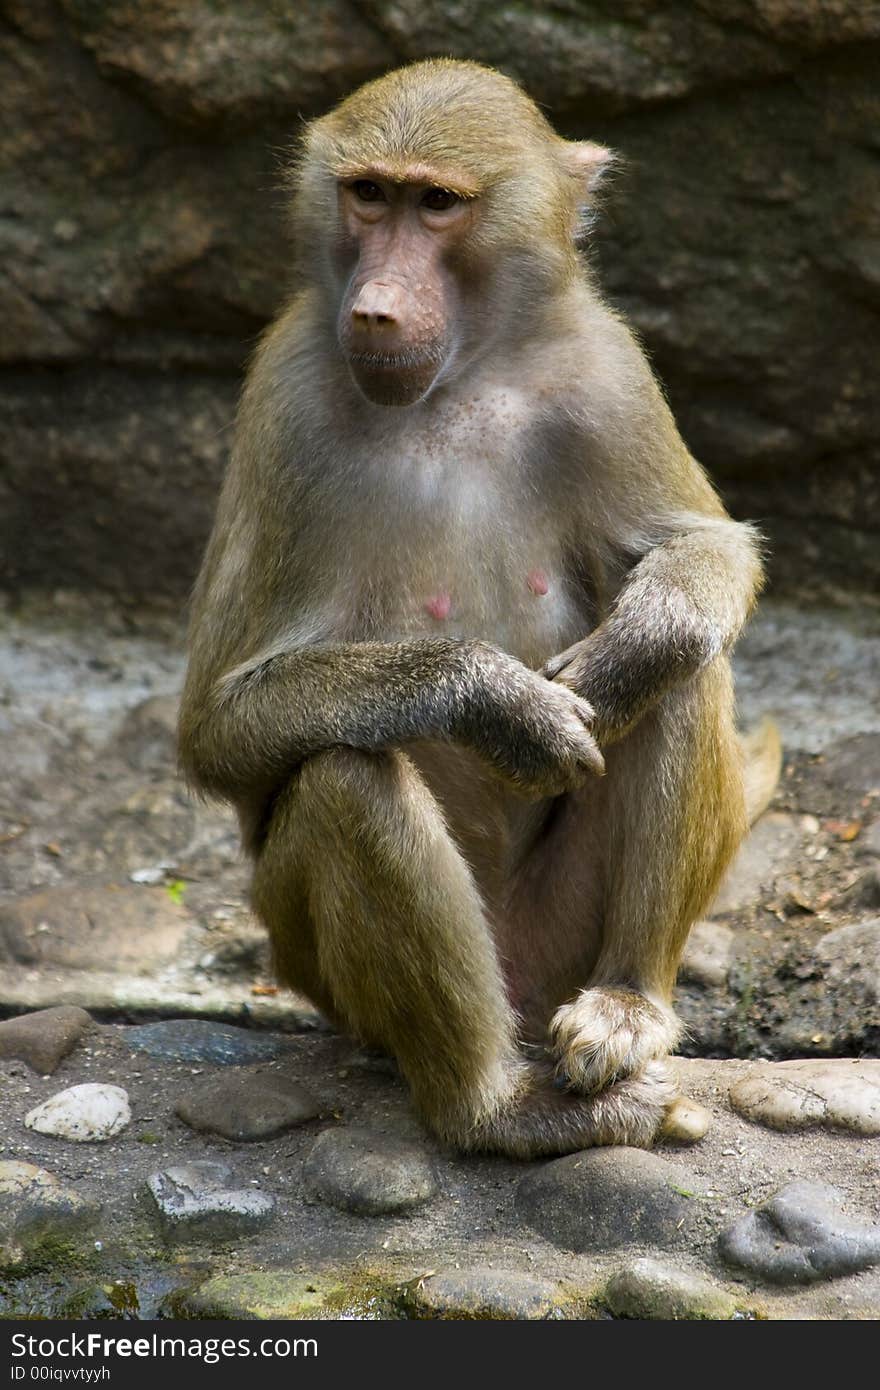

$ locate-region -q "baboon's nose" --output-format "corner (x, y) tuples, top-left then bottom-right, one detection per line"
(351, 281), (406, 334)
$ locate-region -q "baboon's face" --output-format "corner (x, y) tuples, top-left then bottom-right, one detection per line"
(336, 176), (474, 407)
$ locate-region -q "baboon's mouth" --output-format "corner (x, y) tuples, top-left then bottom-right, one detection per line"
(346, 345), (447, 407)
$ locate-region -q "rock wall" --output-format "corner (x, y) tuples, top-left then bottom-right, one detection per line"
(2, 0), (878, 602)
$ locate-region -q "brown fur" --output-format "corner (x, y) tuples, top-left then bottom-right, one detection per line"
(179, 60), (772, 1157)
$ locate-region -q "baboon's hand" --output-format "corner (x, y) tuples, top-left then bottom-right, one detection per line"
(456, 645), (604, 796)
(542, 637), (591, 685)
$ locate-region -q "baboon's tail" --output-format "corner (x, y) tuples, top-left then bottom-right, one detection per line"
(740, 718), (782, 824)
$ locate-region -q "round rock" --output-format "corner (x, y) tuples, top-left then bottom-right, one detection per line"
(25, 1083), (130, 1142)
(146, 1161), (275, 1242)
(729, 1059), (880, 1135)
(603, 1258), (738, 1320)
(0, 1161), (100, 1269)
(515, 1147), (699, 1252)
(660, 1095), (712, 1144)
(174, 1272), (344, 1320)
(303, 1127), (438, 1216)
(404, 1268), (563, 1320)
(0, 1006), (91, 1074)
(175, 1072), (321, 1141)
(679, 921), (733, 988)
(123, 1019), (289, 1064)
(719, 1180), (880, 1285)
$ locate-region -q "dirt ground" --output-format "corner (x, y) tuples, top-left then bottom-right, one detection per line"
(0, 589), (878, 1320)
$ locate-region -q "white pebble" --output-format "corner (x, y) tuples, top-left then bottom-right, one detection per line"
(25, 1083), (131, 1142)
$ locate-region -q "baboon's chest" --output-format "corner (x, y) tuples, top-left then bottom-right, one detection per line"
(333, 387), (589, 666)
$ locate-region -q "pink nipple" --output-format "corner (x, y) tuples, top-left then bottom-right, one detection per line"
(425, 590), (452, 621)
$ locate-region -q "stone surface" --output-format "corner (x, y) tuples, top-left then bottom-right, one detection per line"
(0, 1006), (92, 1073)
(0, 1161), (100, 1270)
(174, 1272), (348, 1321)
(679, 922), (733, 988)
(1, 5), (878, 600)
(811, 920), (880, 1047)
(710, 814), (806, 915)
(146, 1161), (275, 1241)
(303, 1128), (439, 1216)
(124, 1019), (291, 1064)
(838, 865), (880, 911)
(403, 1268), (563, 1321)
(516, 1147), (699, 1252)
(602, 1258), (739, 1321)
(719, 1181), (880, 1285)
(25, 1083), (131, 1142)
(730, 1060), (880, 1135)
(855, 820), (880, 860)
(175, 1072), (321, 1141)
(0, 886), (190, 972)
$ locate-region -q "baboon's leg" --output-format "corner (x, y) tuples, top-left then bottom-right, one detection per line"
(252, 746), (673, 1155)
(529, 662), (746, 1093)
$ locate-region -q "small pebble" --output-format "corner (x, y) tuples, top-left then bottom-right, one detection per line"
(0, 1161), (100, 1268)
(660, 1095), (711, 1144)
(146, 1161), (275, 1242)
(719, 1180), (880, 1285)
(404, 1268), (563, 1320)
(175, 1072), (321, 1141)
(25, 1083), (130, 1142)
(303, 1127), (438, 1216)
(729, 1059), (880, 1135)
(123, 1019), (289, 1065)
(0, 1006), (91, 1074)
(603, 1257), (739, 1320)
(516, 1147), (699, 1252)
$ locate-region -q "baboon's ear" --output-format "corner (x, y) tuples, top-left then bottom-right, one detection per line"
(561, 140), (617, 194)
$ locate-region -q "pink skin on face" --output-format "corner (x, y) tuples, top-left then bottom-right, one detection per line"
(424, 590), (452, 620)
(527, 569), (549, 596)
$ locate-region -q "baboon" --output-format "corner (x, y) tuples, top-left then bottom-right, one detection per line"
(178, 60), (779, 1157)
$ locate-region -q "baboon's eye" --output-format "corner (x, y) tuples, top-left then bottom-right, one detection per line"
(352, 180), (385, 203)
(421, 187), (459, 211)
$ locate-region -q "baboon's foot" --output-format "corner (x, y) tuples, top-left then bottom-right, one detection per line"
(458, 1057), (677, 1159)
(550, 986), (681, 1095)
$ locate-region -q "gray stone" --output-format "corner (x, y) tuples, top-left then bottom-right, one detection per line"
(146, 1161), (275, 1241)
(0, 1161), (100, 1270)
(603, 1258), (739, 1320)
(719, 1181), (880, 1285)
(679, 922), (733, 987)
(343, 1046), (399, 1077)
(815, 919), (879, 1016)
(404, 1268), (563, 1320)
(175, 1072), (321, 1141)
(114, 694), (180, 772)
(838, 865), (880, 911)
(790, 736), (880, 818)
(729, 1060), (880, 1135)
(515, 1147), (699, 1252)
(0, 1006), (91, 1073)
(303, 1128), (438, 1216)
(0, 885), (190, 972)
(854, 820), (880, 860)
(25, 1083), (131, 1142)
(710, 814), (805, 914)
(124, 1019), (290, 1064)
(174, 1272), (348, 1320)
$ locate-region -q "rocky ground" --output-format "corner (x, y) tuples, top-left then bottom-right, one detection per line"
(0, 590), (879, 1321)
